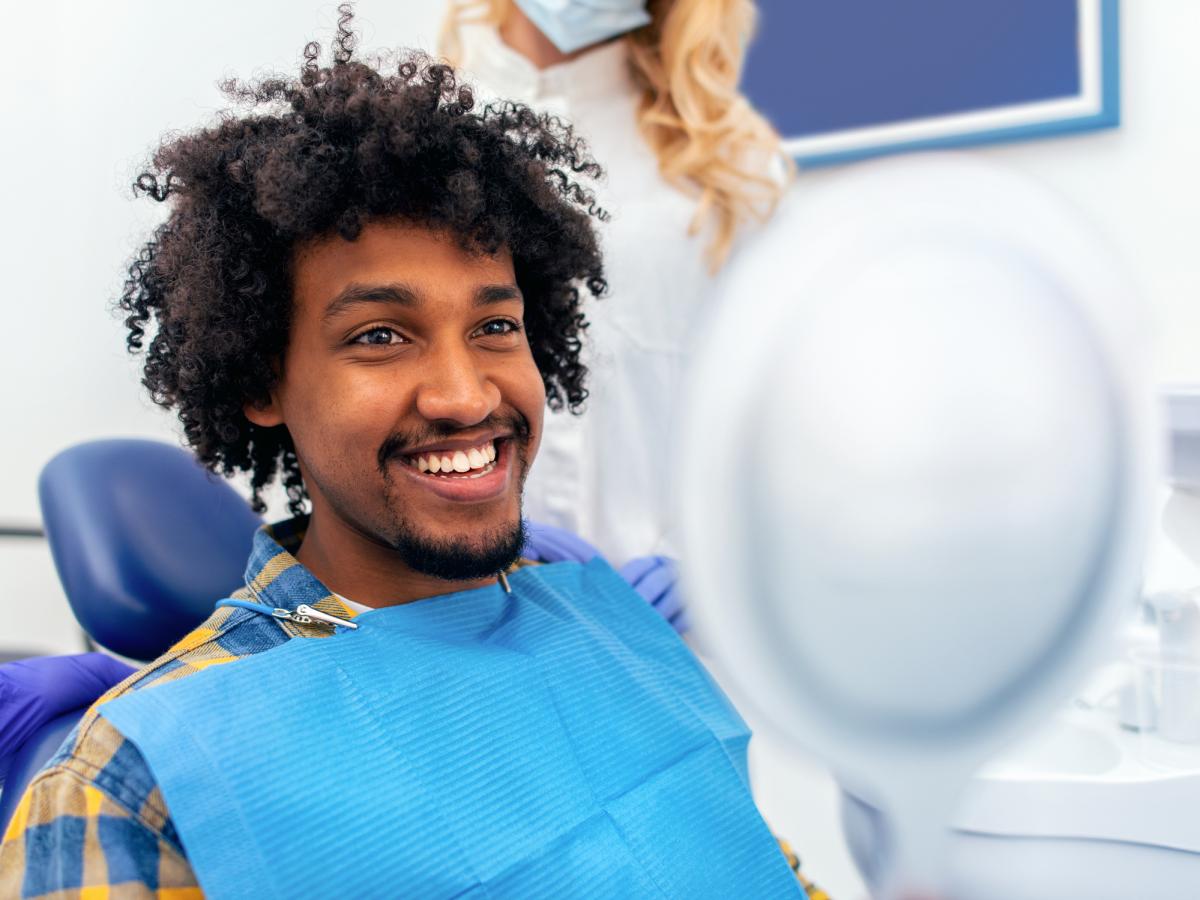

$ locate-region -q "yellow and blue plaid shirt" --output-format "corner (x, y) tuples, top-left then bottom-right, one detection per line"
(0, 518), (360, 897)
(0, 517), (828, 899)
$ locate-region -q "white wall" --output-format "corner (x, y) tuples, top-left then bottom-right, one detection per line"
(0, 0), (451, 526)
(0, 3), (1195, 896)
(984, 0), (1200, 389)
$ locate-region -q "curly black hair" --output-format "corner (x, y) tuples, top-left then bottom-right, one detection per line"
(119, 5), (607, 514)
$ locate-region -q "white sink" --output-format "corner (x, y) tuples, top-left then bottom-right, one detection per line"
(842, 694), (1200, 899)
(962, 706), (1200, 843)
(984, 718), (1122, 776)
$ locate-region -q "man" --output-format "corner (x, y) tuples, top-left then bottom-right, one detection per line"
(0, 10), (811, 897)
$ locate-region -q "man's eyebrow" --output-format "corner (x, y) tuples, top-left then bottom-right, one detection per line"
(323, 283), (420, 320)
(323, 282), (522, 319)
(476, 284), (523, 307)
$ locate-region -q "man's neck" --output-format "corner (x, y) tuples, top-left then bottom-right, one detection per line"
(294, 509), (495, 608)
(497, 5), (611, 70)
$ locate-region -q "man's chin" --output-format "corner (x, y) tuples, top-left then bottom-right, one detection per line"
(392, 518), (527, 582)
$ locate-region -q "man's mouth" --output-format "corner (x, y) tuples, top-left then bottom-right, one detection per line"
(379, 416), (528, 505)
(403, 439), (501, 479)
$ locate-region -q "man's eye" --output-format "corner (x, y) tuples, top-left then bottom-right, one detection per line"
(352, 327), (401, 346)
(478, 319), (520, 337)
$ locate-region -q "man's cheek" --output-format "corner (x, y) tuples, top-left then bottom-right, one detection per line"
(300, 414), (375, 485)
(525, 411), (545, 464)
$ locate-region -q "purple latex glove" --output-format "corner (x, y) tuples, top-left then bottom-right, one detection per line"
(523, 523), (689, 634)
(522, 519), (601, 564)
(0, 653), (135, 786)
(618, 555), (690, 634)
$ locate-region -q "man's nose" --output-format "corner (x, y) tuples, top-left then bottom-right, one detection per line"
(414, 344), (500, 426)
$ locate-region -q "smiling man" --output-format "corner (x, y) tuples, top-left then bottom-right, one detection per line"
(258, 224), (546, 602)
(0, 9), (808, 898)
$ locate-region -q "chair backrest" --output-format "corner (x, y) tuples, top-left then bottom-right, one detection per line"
(38, 439), (262, 661)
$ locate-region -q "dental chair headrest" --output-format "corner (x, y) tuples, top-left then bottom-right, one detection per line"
(39, 439), (262, 661)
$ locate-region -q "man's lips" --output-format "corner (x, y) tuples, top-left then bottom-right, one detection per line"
(391, 437), (514, 503)
(400, 430), (510, 459)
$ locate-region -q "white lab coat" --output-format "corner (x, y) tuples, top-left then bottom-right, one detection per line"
(459, 26), (719, 566)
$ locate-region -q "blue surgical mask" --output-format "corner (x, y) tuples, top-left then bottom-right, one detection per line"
(513, 0), (652, 55)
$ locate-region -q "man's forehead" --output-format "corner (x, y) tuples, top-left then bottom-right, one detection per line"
(291, 221), (517, 315)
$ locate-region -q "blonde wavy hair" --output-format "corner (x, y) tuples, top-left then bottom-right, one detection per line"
(440, 0), (792, 270)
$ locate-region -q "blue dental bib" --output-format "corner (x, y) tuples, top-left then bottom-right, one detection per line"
(100, 559), (801, 898)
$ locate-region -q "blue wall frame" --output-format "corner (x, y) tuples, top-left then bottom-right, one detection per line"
(742, 0), (1120, 167)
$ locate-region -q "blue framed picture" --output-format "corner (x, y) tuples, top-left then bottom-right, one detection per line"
(743, 0), (1120, 167)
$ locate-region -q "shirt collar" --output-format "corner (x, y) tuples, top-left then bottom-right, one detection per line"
(460, 23), (638, 106)
(241, 515), (539, 622)
(241, 516), (358, 621)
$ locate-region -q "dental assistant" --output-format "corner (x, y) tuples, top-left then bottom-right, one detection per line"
(441, 0), (790, 566)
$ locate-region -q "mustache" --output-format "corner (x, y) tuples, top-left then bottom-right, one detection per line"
(376, 411), (533, 472)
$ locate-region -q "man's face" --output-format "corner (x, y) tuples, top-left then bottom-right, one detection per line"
(249, 220), (545, 579)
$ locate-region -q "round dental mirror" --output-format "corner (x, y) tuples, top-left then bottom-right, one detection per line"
(678, 155), (1159, 899)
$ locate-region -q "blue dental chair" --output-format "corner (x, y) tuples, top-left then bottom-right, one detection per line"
(0, 439), (262, 834)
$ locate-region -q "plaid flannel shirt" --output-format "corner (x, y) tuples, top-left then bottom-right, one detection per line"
(0, 518), (358, 897)
(1, 517), (828, 899)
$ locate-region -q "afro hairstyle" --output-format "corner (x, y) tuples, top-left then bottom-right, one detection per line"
(120, 4), (608, 514)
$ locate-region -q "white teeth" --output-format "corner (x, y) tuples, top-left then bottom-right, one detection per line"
(410, 441), (498, 476)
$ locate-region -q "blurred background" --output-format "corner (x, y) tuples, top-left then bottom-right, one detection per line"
(1, 1), (1197, 895)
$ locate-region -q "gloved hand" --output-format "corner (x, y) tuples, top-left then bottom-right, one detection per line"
(0, 653), (135, 786)
(523, 522), (690, 634)
(619, 555), (690, 634)
(522, 519), (601, 564)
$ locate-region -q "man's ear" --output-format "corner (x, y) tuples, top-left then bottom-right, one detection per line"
(244, 394), (284, 428)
